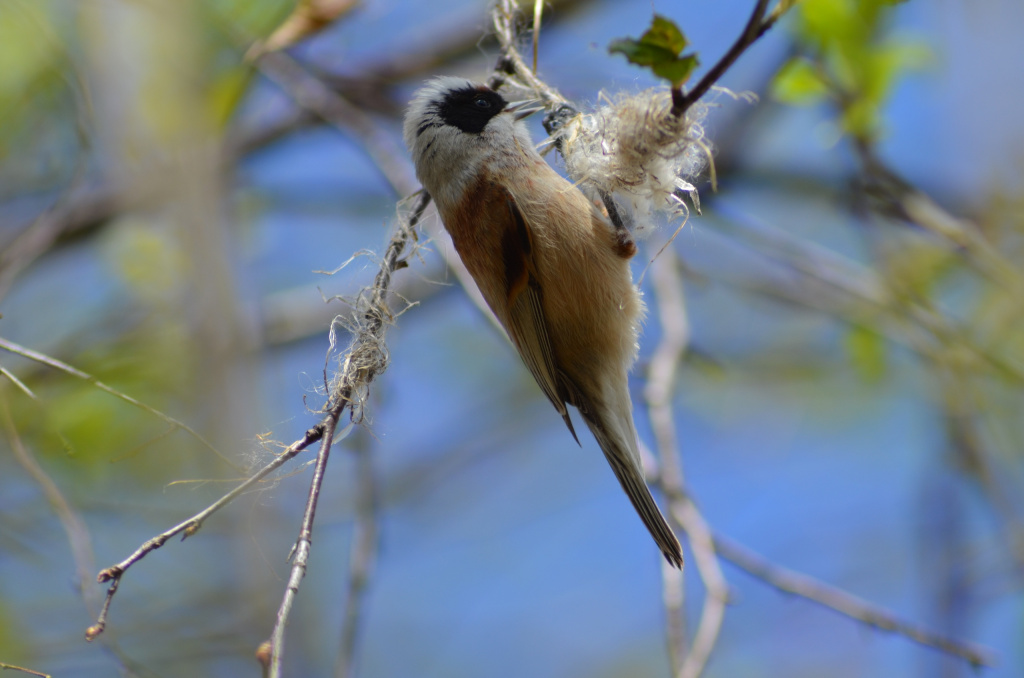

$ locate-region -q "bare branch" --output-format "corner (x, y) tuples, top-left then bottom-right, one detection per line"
(0, 662), (51, 678)
(490, 0), (572, 108)
(266, 400), (343, 677)
(713, 533), (998, 668)
(673, 0), (792, 116)
(0, 336), (239, 471)
(90, 192), (430, 655)
(643, 249), (729, 678)
(0, 393), (99, 613)
(255, 51), (418, 197)
(333, 431), (379, 678)
(261, 191), (429, 674)
(87, 423), (324, 642)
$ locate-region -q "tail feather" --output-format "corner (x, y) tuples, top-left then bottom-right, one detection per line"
(583, 409), (683, 569)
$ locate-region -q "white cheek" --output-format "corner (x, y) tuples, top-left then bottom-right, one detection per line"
(413, 132), (482, 210)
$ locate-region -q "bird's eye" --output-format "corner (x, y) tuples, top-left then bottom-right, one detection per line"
(473, 97), (491, 109)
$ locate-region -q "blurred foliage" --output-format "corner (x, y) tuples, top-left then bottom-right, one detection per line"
(844, 324), (886, 383)
(772, 0), (931, 140)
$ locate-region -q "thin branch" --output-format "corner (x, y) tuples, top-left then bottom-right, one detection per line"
(255, 50), (418, 197)
(0, 394), (99, 612)
(644, 250), (729, 678)
(266, 403), (341, 677)
(0, 336), (239, 471)
(90, 193), (429, 652)
(709, 207), (1024, 385)
(531, 0), (543, 73)
(851, 100), (1024, 301)
(0, 662), (51, 678)
(674, 0), (780, 115)
(86, 423), (324, 642)
(261, 191), (429, 674)
(713, 533), (998, 668)
(490, 0), (572, 108)
(333, 431), (379, 678)
(670, 500), (730, 678)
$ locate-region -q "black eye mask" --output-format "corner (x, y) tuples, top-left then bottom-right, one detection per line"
(436, 87), (507, 134)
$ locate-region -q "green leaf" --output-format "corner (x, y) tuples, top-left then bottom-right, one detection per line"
(608, 39), (677, 68)
(609, 15), (700, 87)
(653, 54), (699, 86)
(772, 57), (830, 105)
(643, 15), (689, 54)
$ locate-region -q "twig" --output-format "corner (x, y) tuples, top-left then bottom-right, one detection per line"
(713, 533), (998, 668)
(333, 431), (379, 678)
(255, 51), (418, 197)
(531, 0), (543, 74)
(266, 403), (341, 677)
(644, 249), (729, 678)
(0, 336), (239, 471)
(0, 662), (51, 678)
(260, 191), (429, 675)
(0, 393), (99, 614)
(674, 0), (782, 116)
(86, 423), (325, 641)
(89, 193), (429, 653)
(490, 0), (571, 108)
(709, 207), (1024, 385)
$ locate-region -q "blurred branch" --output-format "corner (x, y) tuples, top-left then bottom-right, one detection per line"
(333, 430), (379, 678)
(939, 371), (1024, 572)
(855, 124), (1024, 301)
(1, 392), (97, 606)
(0, 181), (126, 302)
(0, 0), (626, 301)
(254, 50), (418, 196)
(713, 533), (997, 668)
(321, 0), (602, 92)
(0, 336), (238, 470)
(246, 0), (362, 60)
(643, 249), (729, 678)
(708, 208), (1024, 385)
(0, 663), (50, 678)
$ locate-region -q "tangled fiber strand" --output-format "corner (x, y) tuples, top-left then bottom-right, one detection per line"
(556, 89), (710, 238)
(325, 193), (426, 425)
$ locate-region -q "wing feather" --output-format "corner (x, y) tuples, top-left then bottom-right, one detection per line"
(498, 192), (580, 444)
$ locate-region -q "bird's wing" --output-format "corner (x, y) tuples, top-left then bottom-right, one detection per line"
(496, 189), (580, 444)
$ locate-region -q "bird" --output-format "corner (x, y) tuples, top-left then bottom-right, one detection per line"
(403, 76), (683, 568)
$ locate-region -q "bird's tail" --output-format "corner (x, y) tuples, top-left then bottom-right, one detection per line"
(581, 398), (683, 569)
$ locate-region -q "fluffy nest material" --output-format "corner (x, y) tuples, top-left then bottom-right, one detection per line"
(555, 89), (710, 237)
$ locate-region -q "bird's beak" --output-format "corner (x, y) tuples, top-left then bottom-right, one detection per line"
(506, 99), (544, 121)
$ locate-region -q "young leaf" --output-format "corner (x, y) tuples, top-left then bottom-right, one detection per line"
(609, 14), (700, 87)
(642, 15), (689, 55)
